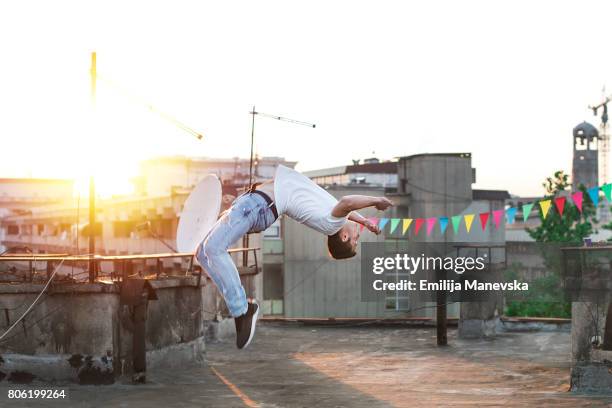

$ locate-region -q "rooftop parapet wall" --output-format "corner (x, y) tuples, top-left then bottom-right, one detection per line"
(0, 276), (206, 384)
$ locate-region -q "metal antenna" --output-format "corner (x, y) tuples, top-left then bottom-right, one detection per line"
(247, 108), (316, 186)
(95, 72), (205, 141)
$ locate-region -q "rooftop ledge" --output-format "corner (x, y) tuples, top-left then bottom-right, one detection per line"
(0, 275), (201, 294)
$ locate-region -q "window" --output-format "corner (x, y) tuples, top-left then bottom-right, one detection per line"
(385, 269), (411, 311)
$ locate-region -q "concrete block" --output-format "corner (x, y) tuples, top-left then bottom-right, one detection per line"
(570, 362), (612, 393)
(459, 317), (498, 338)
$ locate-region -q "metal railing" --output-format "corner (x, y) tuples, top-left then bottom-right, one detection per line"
(0, 247), (261, 284)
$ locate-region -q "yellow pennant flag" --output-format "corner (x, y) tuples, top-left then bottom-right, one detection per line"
(539, 199), (551, 218)
(402, 218), (413, 235)
(464, 214), (475, 233)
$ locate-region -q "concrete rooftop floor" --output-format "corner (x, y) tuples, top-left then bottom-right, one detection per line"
(3, 324), (612, 407)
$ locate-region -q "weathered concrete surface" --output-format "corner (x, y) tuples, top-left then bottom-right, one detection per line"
(0, 277), (207, 382)
(2, 325), (611, 407)
(498, 317), (572, 333)
(570, 301), (612, 393)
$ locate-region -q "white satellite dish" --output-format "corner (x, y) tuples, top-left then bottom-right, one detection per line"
(176, 175), (222, 253)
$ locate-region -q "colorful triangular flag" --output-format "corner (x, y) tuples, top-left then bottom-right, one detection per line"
(602, 183), (612, 202)
(389, 218), (400, 234)
(539, 199), (551, 218)
(554, 196), (566, 216)
(367, 218), (379, 232)
(572, 191), (583, 213)
(464, 214), (475, 233)
(414, 218), (424, 235)
(492, 209), (503, 229)
(402, 218), (413, 235)
(426, 218), (437, 236)
(479, 212), (489, 231)
(378, 218), (389, 231)
(522, 203), (534, 222)
(451, 215), (462, 234)
(439, 217), (449, 235)
(588, 187), (600, 207)
(506, 207), (517, 224)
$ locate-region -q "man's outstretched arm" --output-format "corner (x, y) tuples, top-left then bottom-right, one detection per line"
(332, 195), (393, 218)
(332, 196), (393, 234)
(348, 211), (381, 234)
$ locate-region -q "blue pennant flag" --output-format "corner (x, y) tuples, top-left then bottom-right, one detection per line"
(506, 207), (517, 224)
(378, 218), (389, 231)
(588, 186), (600, 207)
(439, 217), (449, 235)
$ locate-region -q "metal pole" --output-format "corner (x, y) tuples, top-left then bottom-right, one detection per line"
(244, 106), (256, 270)
(89, 52), (97, 283)
(436, 268), (448, 346)
(249, 105), (255, 187)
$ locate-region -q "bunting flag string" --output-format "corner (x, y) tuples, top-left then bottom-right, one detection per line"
(602, 184), (612, 202)
(360, 182), (612, 237)
(402, 218), (413, 235)
(522, 203), (534, 222)
(439, 217), (449, 235)
(426, 218), (437, 236)
(479, 212), (489, 231)
(571, 191), (583, 213)
(378, 218), (389, 231)
(506, 207), (517, 224)
(414, 218), (424, 235)
(492, 209), (503, 229)
(539, 199), (551, 218)
(554, 197), (566, 216)
(390, 218), (400, 234)
(587, 187), (599, 207)
(464, 214), (475, 233)
(451, 215), (462, 234)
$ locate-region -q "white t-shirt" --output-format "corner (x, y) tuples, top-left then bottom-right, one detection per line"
(274, 165), (347, 235)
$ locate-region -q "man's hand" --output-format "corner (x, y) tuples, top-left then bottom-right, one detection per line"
(364, 219), (381, 234)
(375, 197), (394, 211)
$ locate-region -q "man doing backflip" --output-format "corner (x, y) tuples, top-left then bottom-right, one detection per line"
(195, 165), (393, 349)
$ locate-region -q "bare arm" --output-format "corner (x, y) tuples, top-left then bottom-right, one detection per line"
(349, 211), (381, 234)
(331, 195), (394, 218)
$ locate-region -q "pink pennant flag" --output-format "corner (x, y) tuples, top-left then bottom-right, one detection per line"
(492, 209), (503, 229)
(426, 218), (437, 236)
(571, 192), (583, 213)
(554, 197), (566, 216)
(479, 212), (489, 231)
(367, 217), (379, 232)
(414, 218), (424, 235)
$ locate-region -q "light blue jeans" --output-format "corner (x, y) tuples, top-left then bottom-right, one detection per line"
(195, 193), (276, 317)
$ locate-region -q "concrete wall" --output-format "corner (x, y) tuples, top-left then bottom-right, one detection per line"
(0, 277), (207, 384)
(283, 186), (392, 318)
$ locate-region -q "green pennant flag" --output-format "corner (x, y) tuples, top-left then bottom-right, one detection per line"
(451, 215), (462, 234)
(522, 203), (534, 222)
(602, 183), (612, 203)
(389, 218), (401, 234)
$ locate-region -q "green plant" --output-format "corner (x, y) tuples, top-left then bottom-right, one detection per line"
(505, 171), (596, 318)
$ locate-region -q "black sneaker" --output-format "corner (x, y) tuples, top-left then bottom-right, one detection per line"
(234, 300), (259, 349)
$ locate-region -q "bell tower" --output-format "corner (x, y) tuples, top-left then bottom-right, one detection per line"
(572, 121), (599, 189)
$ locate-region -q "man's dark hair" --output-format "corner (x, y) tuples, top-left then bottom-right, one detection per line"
(327, 231), (356, 260)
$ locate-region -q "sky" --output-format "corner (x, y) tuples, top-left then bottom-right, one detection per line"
(1, 1), (611, 196)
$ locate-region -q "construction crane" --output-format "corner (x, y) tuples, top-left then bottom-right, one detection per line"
(588, 91), (610, 185)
